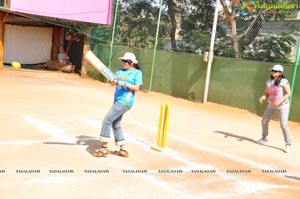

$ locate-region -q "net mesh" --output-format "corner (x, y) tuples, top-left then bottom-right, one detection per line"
(88, 0), (300, 64)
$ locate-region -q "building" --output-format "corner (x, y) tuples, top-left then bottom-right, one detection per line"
(0, 0), (112, 74)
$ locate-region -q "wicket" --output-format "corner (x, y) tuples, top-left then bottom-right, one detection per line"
(156, 101), (170, 149)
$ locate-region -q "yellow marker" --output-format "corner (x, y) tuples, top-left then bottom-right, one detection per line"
(156, 101), (170, 148)
(136, 139), (162, 153)
(11, 62), (21, 68)
(162, 103), (169, 148)
(157, 101), (164, 147)
(150, 146), (162, 152)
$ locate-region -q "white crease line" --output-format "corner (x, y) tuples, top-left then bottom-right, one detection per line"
(127, 134), (231, 179)
(128, 121), (297, 179)
(24, 177), (79, 184)
(0, 141), (42, 145)
(0, 139), (98, 146)
(130, 121), (271, 167)
(142, 175), (192, 199)
(21, 116), (295, 198)
(195, 181), (297, 199)
(109, 161), (193, 199)
(22, 114), (76, 143)
(22, 115), (90, 153)
(235, 181), (294, 194)
(85, 118), (233, 179)
(84, 118), (298, 181)
(85, 118), (239, 195)
(20, 116), (199, 198)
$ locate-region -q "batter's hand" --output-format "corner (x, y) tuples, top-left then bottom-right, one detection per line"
(259, 95), (266, 104)
(110, 79), (117, 86)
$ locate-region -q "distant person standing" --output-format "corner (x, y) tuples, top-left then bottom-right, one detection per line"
(92, 52), (143, 158)
(257, 64), (292, 153)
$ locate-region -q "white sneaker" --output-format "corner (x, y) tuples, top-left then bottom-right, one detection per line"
(257, 137), (268, 145)
(284, 145), (291, 153)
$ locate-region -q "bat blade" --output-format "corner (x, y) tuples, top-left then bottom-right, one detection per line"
(85, 50), (116, 81)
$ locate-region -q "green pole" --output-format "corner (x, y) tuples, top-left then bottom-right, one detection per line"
(288, 41), (300, 117)
(108, 0), (120, 70)
(149, 0), (163, 91)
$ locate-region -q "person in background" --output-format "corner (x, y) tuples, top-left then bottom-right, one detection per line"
(92, 52), (143, 158)
(257, 64), (292, 153)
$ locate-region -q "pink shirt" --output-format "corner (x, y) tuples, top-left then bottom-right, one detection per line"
(266, 78), (289, 109)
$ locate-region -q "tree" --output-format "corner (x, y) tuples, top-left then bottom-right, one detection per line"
(219, 0), (241, 58)
(245, 33), (297, 63)
(179, 0), (214, 53)
(88, 0), (299, 63)
(90, 25), (113, 46)
(117, 0), (170, 48)
(89, 0), (182, 51)
(165, 0), (182, 50)
(217, 0), (299, 62)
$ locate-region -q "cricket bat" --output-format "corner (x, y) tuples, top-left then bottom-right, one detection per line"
(85, 50), (116, 81)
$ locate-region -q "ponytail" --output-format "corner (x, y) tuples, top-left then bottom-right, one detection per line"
(134, 63), (140, 70)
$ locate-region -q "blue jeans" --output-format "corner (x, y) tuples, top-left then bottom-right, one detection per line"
(100, 102), (131, 146)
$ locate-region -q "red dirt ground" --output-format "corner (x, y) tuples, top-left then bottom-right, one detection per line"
(0, 68), (299, 199)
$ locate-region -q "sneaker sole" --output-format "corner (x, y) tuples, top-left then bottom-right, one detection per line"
(283, 149), (291, 153)
(257, 141), (267, 145)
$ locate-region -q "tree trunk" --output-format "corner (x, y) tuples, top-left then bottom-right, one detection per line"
(220, 0), (240, 58)
(230, 20), (240, 58)
(166, 0), (177, 50)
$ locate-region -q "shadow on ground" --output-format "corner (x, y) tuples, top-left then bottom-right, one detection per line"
(43, 135), (101, 155)
(285, 175), (300, 181)
(214, 130), (284, 152)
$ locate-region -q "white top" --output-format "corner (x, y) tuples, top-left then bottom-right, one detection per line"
(266, 78), (289, 109)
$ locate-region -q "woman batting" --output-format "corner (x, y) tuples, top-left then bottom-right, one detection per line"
(93, 52), (143, 158)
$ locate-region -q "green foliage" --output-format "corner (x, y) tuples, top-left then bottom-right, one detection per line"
(243, 32), (298, 63)
(179, 1), (214, 53)
(215, 0), (300, 62)
(178, 32), (211, 53)
(90, 26), (112, 44)
(117, 0), (170, 48)
(88, 0), (299, 64)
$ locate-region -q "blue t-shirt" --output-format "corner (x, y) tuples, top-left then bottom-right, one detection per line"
(114, 68), (143, 107)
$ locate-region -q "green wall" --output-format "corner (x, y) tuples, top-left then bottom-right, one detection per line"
(87, 44), (300, 122)
(209, 57), (300, 121)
